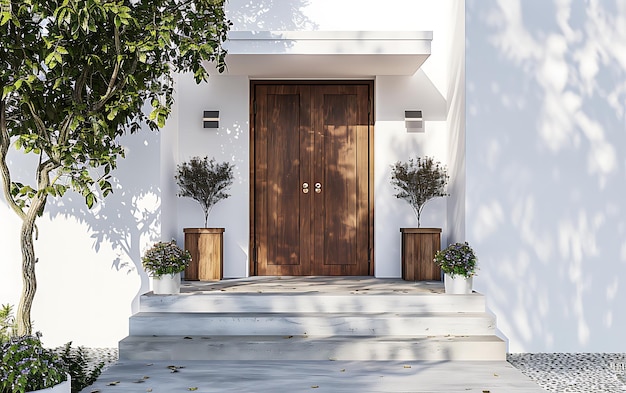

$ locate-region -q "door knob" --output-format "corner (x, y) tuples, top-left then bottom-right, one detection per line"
(302, 182), (309, 194)
(315, 182), (322, 193)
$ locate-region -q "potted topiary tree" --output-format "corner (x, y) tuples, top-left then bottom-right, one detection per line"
(176, 156), (234, 281)
(434, 242), (478, 294)
(391, 156), (449, 281)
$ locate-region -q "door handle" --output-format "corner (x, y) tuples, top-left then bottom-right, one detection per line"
(302, 182), (309, 194)
(315, 182), (322, 193)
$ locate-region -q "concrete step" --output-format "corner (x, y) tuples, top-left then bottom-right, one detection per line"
(119, 335), (507, 361)
(139, 293), (487, 313)
(128, 311), (496, 336)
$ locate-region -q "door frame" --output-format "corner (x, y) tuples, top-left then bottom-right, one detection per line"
(249, 80), (375, 276)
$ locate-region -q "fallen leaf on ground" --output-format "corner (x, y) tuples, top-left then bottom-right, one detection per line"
(403, 365), (411, 369)
(106, 381), (120, 386)
(188, 388), (198, 391)
(311, 385), (319, 389)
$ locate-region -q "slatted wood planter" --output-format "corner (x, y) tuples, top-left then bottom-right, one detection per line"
(401, 228), (442, 281)
(184, 228), (224, 281)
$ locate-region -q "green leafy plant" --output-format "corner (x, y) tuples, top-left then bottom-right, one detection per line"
(1, 0), (230, 335)
(57, 342), (104, 393)
(176, 156), (235, 228)
(0, 304), (16, 342)
(142, 240), (191, 278)
(434, 242), (478, 278)
(0, 333), (68, 393)
(390, 156), (449, 227)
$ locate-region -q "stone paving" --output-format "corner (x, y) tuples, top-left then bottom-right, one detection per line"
(81, 349), (626, 392)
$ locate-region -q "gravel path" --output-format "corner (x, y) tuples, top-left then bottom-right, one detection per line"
(508, 353), (626, 392)
(81, 349), (626, 392)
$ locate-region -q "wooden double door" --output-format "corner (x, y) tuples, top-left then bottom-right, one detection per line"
(252, 82), (373, 276)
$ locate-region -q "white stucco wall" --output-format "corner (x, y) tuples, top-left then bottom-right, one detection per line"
(0, 130), (159, 347)
(0, 0), (459, 348)
(467, 0), (626, 352)
(170, 75), (251, 278)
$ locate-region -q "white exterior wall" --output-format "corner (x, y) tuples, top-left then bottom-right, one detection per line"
(0, 130), (159, 347)
(467, 0), (626, 352)
(0, 0), (459, 348)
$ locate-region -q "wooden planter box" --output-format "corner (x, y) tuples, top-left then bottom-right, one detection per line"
(183, 228), (224, 281)
(401, 228), (442, 281)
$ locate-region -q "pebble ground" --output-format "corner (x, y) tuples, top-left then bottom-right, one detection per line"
(508, 353), (626, 392)
(81, 348), (626, 392)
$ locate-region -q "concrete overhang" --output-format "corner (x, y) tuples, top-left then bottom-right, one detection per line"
(204, 31), (433, 78)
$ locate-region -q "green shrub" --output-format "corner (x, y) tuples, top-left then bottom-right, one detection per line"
(57, 342), (105, 393)
(142, 240), (191, 277)
(0, 304), (16, 342)
(434, 242), (478, 278)
(0, 333), (68, 393)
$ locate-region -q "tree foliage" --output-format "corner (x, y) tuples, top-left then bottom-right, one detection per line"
(0, 0), (230, 335)
(176, 156), (234, 228)
(390, 156), (449, 227)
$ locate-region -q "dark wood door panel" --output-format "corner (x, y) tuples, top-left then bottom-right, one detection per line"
(313, 85), (370, 275)
(254, 85), (312, 275)
(253, 82), (372, 276)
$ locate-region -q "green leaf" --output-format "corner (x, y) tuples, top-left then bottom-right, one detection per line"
(85, 193), (95, 209)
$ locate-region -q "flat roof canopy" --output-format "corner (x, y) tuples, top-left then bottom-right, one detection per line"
(204, 31), (432, 78)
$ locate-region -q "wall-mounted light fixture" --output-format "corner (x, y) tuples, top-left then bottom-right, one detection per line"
(405, 110), (423, 133)
(203, 111), (220, 128)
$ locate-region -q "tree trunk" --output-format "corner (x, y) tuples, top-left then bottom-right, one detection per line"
(16, 209), (38, 336)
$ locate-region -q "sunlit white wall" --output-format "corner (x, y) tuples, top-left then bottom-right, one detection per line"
(0, 130), (159, 348)
(467, 0), (626, 352)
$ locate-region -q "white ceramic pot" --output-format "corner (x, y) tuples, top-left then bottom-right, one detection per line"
(153, 272), (181, 294)
(28, 374), (70, 393)
(444, 273), (473, 294)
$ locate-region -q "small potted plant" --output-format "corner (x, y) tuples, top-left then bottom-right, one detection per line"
(434, 242), (478, 294)
(391, 156), (449, 281)
(142, 240), (191, 294)
(0, 333), (71, 393)
(176, 156), (234, 281)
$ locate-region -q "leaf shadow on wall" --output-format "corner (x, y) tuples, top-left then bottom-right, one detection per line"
(45, 130), (160, 317)
(466, 0), (626, 352)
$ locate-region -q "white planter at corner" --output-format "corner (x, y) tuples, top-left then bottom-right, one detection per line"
(444, 273), (473, 294)
(28, 374), (71, 393)
(153, 272), (181, 294)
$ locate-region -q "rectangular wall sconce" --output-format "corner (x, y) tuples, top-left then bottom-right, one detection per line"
(405, 110), (423, 133)
(203, 111), (220, 128)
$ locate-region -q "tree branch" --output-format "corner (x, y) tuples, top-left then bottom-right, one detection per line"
(0, 97), (27, 221)
(93, 23), (123, 112)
